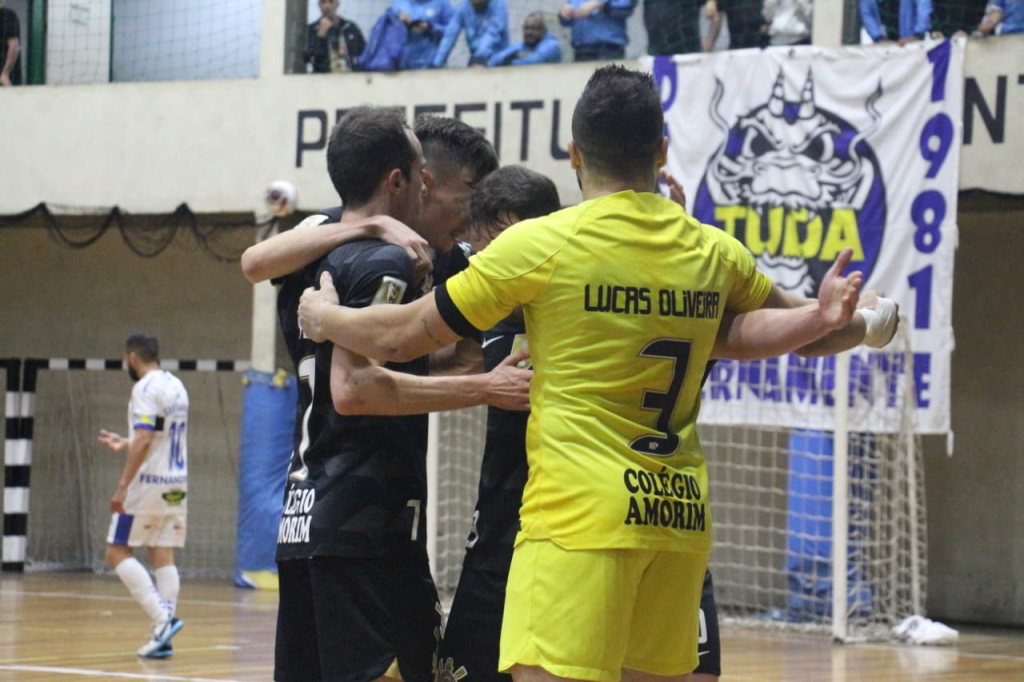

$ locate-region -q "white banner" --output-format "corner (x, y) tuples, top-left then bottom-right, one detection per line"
(643, 39), (964, 434)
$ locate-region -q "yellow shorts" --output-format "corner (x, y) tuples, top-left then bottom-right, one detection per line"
(498, 540), (709, 682)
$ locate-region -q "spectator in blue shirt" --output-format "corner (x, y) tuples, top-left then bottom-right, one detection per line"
(433, 0), (509, 67)
(388, 0), (453, 69)
(558, 0), (638, 62)
(860, 0), (933, 43)
(489, 12), (563, 66)
(977, 0), (1024, 34)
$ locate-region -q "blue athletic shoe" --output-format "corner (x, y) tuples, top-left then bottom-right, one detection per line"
(145, 642), (173, 659)
(137, 617), (184, 658)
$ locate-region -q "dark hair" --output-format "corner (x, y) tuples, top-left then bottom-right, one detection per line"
(126, 332), (159, 362)
(414, 115), (498, 186)
(572, 66), (664, 179)
(327, 106), (416, 208)
(470, 166), (560, 238)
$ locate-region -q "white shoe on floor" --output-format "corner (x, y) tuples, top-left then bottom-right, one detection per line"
(892, 615), (958, 645)
(137, 616), (184, 658)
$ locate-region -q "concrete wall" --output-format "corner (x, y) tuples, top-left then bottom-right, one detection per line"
(0, 227), (252, 361)
(923, 203), (1024, 626)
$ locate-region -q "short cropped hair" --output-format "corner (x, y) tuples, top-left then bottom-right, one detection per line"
(126, 332), (159, 363)
(414, 116), (499, 186)
(572, 66), (664, 179)
(327, 106), (416, 208)
(470, 166), (560, 238)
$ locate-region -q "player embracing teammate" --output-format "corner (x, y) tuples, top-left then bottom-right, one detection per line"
(297, 66), (898, 682)
(243, 109), (534, 681)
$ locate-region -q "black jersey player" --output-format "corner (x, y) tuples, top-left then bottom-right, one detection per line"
(266, 108), (530, 682)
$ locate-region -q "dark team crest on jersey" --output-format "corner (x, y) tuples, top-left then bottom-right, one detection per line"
(655, 59), (887, 296)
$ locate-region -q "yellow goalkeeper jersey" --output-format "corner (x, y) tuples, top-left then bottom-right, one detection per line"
(439, 190), (772, 553)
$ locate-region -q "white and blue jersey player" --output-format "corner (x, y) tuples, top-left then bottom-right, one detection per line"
(99, 333), (188, 659)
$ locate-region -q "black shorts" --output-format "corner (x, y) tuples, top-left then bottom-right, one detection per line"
(275, 554), (442, 682)
(694, 570), (722, 677)
(437, 566), (509, 682)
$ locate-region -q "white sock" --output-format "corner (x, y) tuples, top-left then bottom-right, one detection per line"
(115, 557), (167, 626)
(154, 565), (180, 617)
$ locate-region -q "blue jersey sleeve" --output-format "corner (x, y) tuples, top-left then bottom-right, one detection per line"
(433, 4), (466, 66)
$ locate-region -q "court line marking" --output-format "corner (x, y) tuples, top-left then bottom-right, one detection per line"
(855, 642), (1024, 663)
(11, 594), (1024, 667)
(0, 664), (250, 681)
(12, 589), (277, 611)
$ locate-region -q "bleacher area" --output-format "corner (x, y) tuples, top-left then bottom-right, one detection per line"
(0, 0), (1013, 85)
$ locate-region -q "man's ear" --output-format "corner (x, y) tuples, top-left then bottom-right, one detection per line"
(568, 140), (583, 171)
(387, 168), (405, 196)
(421, 168), (434, 198)
(655, 137), (669, 169)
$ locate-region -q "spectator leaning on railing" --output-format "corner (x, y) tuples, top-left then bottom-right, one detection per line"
(388, 0), (452, 69)
(305, 0), (366, 72)
(489, 12), (563, 66)
(975, 0), (1024, 35)
(433, 0), (509, 67)
(762, 0), (813, 46)
(860, 0), (934, 44)
(709, 0), (766, 48)
(643, 0), (733, 55)
(559, 0), (638, 62)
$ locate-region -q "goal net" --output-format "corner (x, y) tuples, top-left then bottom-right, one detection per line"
(427, 330), (926, 641)
(22, 368), (243, 578)
(432, 406), (488, 595)
(698, 329), (926, 641)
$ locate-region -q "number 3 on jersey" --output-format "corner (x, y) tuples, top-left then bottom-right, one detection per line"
(629, 338), (692, 457)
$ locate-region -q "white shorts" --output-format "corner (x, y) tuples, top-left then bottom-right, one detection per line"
(107, 512), (187, 548)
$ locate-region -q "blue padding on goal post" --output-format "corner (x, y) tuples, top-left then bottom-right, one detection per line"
(785, 429), (874, 618)
(235, 369), (296, 589)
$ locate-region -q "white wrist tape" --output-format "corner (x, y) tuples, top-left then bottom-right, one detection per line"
(861, 297), (900, 348)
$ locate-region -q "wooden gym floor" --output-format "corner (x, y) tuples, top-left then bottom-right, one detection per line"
(1, 573), (1022, 681)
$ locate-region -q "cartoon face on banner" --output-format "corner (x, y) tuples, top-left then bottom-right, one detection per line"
(686, 70), (887, 296)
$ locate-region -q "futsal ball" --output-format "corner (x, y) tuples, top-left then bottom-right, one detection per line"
(265, 180), (298, 217)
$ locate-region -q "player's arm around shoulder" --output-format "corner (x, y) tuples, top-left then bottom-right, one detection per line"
(329, 343), (531, 415)
(301, 272), (466, 364)
(240, 214), (430, 284)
